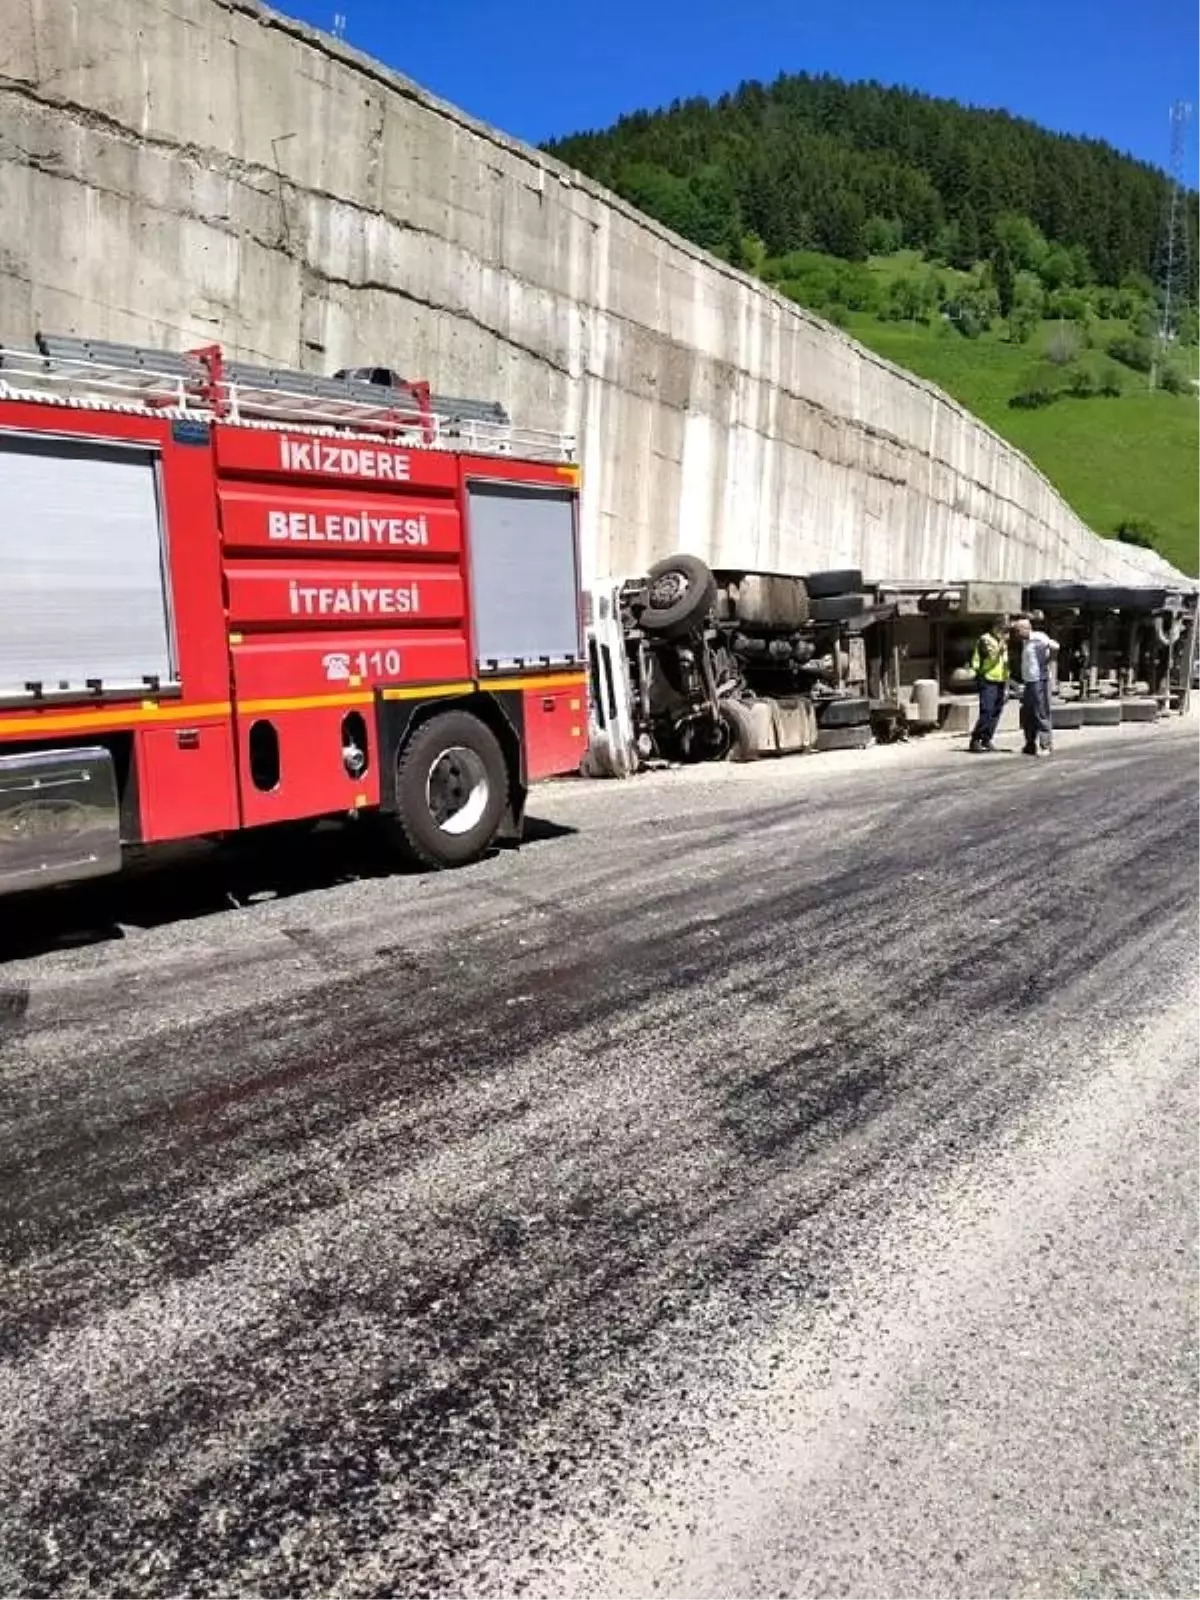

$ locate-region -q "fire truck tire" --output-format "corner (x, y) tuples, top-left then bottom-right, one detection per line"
(640, 555), (717, 638)
(805, 568), (863, 600)
(392, 712), (508, 869)
(719, 698), (759, 761)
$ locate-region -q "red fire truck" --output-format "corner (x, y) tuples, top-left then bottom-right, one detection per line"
(0, 335), (587, 895)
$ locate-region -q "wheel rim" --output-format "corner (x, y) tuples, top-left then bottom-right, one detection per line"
(426, 746), (490, 836)
(648, 569), (688, 608)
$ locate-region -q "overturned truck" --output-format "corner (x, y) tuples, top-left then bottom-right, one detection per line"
(584, 555), (1197, 776)
(585, 560), (898, 775)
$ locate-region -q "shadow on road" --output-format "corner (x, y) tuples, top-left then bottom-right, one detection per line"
(0, 814), (578, 963)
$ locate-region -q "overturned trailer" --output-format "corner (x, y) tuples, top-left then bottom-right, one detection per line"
(1020, 579), (1198, 726)
(877, 575), (1197, 730)
(584, 554), (1197, 776)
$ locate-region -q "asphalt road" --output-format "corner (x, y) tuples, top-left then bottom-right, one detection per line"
(0, 719), (1196, 1598)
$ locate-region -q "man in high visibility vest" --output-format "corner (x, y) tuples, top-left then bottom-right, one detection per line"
(968, 615), (1010, 753)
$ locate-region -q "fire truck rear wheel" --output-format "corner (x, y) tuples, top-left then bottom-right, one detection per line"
(393, 712), (508, 869)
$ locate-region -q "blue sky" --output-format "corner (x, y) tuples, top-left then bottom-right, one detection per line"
(279, 0), (1199, 185)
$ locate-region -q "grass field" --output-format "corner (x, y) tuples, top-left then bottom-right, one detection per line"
(842, 310), (1199, 575)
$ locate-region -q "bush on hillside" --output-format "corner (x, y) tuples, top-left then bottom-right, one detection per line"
(1097, 363), (1124, 396)
(1068, 366), (1098, 397)
(880, 273), (932, 322)
(1009, 384), (1058, 409)
(992, 212), (1048, 273)
(739, 233), (769, 276)
(832, 263), (879, 312)
(1038, 246), (1077, 290)
(944, 277), (998, 338)
(1115, 517), (1160, 550)
(1044, 291), (1090, 325)
(1158, 364), (1190, 396)
(1044, 325), (1082, 365)
(1091, 287), (1117, 319)
(777, 265), (878, 317)
(1008, 304), (1039, 344)
(865, 215), (904, 255)
(1107, 334), (1153, 373)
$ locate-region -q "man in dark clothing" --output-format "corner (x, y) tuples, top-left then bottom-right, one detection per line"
(1012, 613), (1058, 756)
(968, 614), (1010, 753)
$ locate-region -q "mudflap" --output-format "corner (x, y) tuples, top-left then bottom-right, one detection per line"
(495, 785), (527, 845)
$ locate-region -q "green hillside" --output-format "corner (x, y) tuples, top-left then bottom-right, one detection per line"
(545, 76), (1200, 575)
(855, 316), (1197, 576)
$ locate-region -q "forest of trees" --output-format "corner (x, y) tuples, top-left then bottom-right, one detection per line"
(543, 75), (1199, 295)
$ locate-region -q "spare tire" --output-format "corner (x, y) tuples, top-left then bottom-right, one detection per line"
(640, 554), (717, 638)
(816, 695), (871, 728)
(810, 593), (869, 623)
(806, 567), (863, 600)
(720, 698), (760, 762)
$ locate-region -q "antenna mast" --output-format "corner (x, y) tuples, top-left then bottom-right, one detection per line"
(1150, 100), (1193, 390)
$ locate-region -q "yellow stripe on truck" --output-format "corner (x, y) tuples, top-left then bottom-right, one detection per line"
(0, 701), (231, 737)
(379, 682), (475, 702)
(237, 692), (375, 714)
(380, 675), (586, 700)
(482, 673), (587, 693)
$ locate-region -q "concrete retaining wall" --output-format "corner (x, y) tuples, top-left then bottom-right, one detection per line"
(0, 0), (1189, 587)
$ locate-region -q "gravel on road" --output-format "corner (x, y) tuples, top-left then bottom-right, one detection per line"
(0, 718), (1196, 1597)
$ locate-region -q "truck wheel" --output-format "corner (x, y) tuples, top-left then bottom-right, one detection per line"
(719, 698), (759, 761)
(806, 567), (863, 600)
(392, 712), (508, 869)
(640, 555), (717, 638)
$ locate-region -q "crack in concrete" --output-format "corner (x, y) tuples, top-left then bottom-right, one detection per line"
(298, 266), (571, 381)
